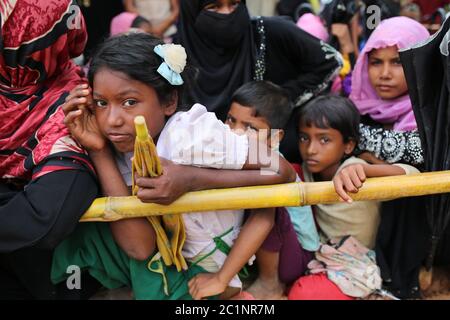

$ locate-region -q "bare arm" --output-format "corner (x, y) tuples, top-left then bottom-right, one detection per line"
(331, 23), (355, 56)
(123, 0), (138, 13)
(151, 0), (179, 38)
(89, 148), (155, 261)
(363, 164), (407, 177)
(136, 139), (296, 204)
(333, 163), (408, 203)
(188, 208), (275, 299)
(358, 151), (387, 165)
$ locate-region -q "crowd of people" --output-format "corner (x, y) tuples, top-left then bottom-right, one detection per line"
(1, 0), (450, 300)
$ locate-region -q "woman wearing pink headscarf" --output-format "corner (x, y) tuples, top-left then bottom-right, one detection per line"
(110, 12), (151, 36)
(351, 17), (429, 132)
(351, 17), (434, 300)
(296, 13), (329, 42)
(350, 17), (430, 166)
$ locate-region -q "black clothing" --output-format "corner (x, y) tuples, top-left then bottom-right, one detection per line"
(177, 0), (342, 162)
(0, 168), (99, 299)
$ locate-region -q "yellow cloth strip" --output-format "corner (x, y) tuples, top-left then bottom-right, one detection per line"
(81, 170), (450, 222)
(132, 116), (187, 272)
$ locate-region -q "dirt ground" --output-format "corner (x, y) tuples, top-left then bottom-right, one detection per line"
(90, 267), (450, 300)
(90, 285), (450, 300)
(420, 267), (450, 300)
(425, 292), (450, 300)
(366, 267), (450, 300)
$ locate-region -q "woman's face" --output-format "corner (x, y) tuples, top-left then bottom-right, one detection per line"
(368, 46), (408, 100)
(203, 0), (241, 14)
(92, 68), (176, 153)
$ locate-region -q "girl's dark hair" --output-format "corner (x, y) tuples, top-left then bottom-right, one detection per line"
(297, 95), (360, 143)
(88, 32), (191, 109)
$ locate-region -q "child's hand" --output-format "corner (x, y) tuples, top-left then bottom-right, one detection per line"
(63, 84), (106, 152)
(333, 163), (367, 203)
(188, 273), (228, 300)
(135, 158), (192, 205)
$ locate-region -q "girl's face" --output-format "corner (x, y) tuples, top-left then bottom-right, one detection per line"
(368, 46), (408, 100)
(204, 0), (241, 14)
(93, 68), (177, 153)
(298, 124), (355, 181)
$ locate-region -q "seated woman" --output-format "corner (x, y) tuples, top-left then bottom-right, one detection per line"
(123, 0), (180, 40)
(350, 16), (430, 167)
(0, 0), (99, 299)
(349, 16), (432, 298)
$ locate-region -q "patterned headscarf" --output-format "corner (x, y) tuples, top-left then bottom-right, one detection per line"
(0, 0), (94, 181)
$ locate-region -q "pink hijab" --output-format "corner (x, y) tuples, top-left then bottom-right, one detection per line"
(350, 17), (429, 131)
(110, 12), (138, 36)
(296, 13), (329, 42)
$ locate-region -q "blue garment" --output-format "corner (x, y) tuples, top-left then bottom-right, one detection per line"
(286, 202), (320, 252)
(276, 150), (320, 251)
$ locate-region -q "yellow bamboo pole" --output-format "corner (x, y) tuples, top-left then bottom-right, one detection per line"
(80, 170), (450, 222)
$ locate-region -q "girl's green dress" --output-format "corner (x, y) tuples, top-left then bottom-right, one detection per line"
(51, 222), (208, 300)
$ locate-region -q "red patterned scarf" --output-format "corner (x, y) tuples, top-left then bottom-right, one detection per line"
(0, 0), (94, 181)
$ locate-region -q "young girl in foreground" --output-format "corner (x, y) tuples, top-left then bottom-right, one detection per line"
(51, 33), (296, 300)
(298, 95), (419, 249)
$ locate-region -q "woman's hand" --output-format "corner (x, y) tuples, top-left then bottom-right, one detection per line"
(63, 84), (106, 152)
(333, 163), (367, 203)
(135, 158), (192, 205)
(188, 273), (228, 300)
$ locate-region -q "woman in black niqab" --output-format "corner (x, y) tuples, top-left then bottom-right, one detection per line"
(176, 0), (343, 162)
(176, 0), (254, 120)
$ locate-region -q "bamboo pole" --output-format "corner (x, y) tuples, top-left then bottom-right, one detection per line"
(80, 170), (450, 222)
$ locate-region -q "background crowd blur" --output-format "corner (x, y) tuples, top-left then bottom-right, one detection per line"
(77, 0), (450, 63)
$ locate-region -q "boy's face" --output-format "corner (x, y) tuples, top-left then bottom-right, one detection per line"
(298, 124), (355, 180)
(226, 102), (282, 148)
(92, 68), (176, 153)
